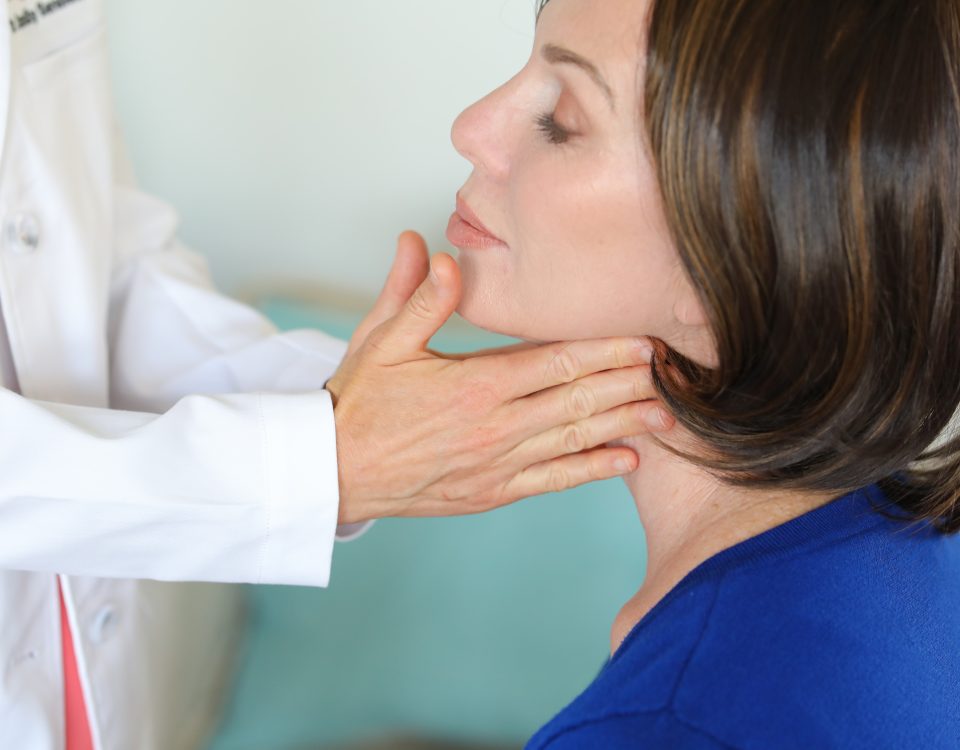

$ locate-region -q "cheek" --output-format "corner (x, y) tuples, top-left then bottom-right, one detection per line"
(455, 141), (683, 343)
(501, 155), (680, 340)
(455, 247), (517, 334)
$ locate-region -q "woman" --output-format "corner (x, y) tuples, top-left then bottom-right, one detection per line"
(444, 0), (960, 746)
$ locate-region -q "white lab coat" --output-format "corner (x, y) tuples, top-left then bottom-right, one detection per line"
(0, 2), (357, 748)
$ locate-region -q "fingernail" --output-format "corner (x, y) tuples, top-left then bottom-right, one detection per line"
(614, 457), (633, 474)
(635, 338), (653, 362)
(645, 407), (668, 430)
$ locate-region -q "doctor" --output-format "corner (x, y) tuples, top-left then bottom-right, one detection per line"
(0, 1), (668, 748)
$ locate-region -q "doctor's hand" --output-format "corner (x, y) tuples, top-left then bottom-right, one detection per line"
(325, 232), (673, 524)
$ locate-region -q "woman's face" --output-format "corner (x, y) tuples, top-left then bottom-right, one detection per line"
(447, 0), (705, 353)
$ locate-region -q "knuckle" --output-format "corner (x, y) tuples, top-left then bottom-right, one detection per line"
(561, 423), (588, 454)
(634, 366), (654, 400)
(546, 465), (572, 494)
(464, 492), (489, 513)
(621, 403), (645, 432)
(406, 287), (433, 320)
(476, 486), (507, 512)
(362, 323), (393, 357)
(549, 347), (581, 384)
(614, 341), (632, 370)
(587, 454), (607, 482)
(439, 485), (460, 505)
(567, 384), (597, 419)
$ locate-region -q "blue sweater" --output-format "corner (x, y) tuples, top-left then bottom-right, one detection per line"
(526, 485), (960, 749)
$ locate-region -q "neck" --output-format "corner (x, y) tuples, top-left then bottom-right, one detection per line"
(609, 434), (833, 654)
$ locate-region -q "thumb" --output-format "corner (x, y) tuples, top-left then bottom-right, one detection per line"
(373, 231), (431, 317)
(347, 231), (430, 355)
(370, 252), (461, 361)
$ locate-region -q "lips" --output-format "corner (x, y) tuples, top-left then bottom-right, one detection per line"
(445, 195), (506, 250)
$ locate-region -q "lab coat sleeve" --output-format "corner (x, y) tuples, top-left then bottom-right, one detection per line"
(108, 184), (348, 417)
(108, 199), (372, 540)
(0, 388), (341, 586)
(10, 171), (370, 585)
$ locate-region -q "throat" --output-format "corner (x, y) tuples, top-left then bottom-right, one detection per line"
(609, 552), (701, 655)
(610, 441), (836, 656)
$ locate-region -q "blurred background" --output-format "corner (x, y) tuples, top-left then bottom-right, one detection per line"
(105, 2), (649, 748)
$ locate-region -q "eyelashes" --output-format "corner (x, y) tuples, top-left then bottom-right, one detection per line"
(536, 112), (572, 145)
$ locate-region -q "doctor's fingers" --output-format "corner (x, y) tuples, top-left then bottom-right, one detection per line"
(365, 253), (461, 361)
(507, 366), (658, 438)
(347, 231), (430, 356)
(499, 447), (640, 505)
(475, 337), (653, 400)
(444, 341), (538, 360)
(505, 401), (674, 473)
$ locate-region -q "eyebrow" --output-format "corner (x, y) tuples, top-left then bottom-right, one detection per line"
(541, 43), (616, 111)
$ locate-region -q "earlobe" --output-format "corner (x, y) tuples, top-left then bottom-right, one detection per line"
(671, 292), (720, 369)
(673, 292), (708, 327)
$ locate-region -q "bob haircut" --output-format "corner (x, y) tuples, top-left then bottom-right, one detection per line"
(537, 0), (960, 531)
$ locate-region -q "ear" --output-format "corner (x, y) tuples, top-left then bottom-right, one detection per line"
(672, 287), (709, 327)
(671, 285), (720, 369)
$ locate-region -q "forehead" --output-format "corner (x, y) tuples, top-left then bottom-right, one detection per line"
(536, 0), (650, 87)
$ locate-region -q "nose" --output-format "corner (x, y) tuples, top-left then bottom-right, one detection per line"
(451, 80), (515, 180)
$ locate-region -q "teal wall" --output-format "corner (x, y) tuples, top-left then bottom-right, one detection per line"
(207, 304), (648, 749)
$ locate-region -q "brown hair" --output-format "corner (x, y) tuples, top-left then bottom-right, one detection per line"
(539, 0), (960, 531)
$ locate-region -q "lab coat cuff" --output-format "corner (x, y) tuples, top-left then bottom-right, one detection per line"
(336, 520), (374, 541)
(256, 390), (340, 587)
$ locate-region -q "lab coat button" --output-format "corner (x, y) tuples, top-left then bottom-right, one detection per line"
(89, 605), (119, 644)
(4, 213), (41, 254)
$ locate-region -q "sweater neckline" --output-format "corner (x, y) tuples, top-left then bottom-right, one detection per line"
(611, 483), (896, 664)
(683, 483), (892, 582)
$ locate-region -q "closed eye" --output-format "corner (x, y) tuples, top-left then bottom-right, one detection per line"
(537, 112), (572, 145)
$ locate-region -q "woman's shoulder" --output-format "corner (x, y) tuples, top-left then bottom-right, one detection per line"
(667, 518), (960, 747)
(527, 573), (726, 749)
(531, 489), (960, 748)
(526, 707), (736, 749)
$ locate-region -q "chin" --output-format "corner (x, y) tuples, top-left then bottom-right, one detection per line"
(454, 281), (524, 340)
(455, 262), (567, 343)
(457, 302), (553, 345)
(457, 293), (511, 337)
